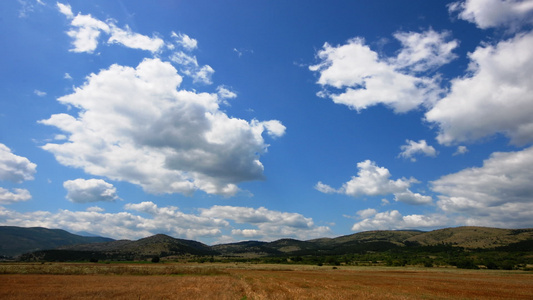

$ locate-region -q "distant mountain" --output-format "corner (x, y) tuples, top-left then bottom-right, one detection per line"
(8, 225), (533, 262)
(0, 226), (113, 257)
(211, 227), (533, 258)
(405, 227), (533, 248)
(20, 233), (217, 261)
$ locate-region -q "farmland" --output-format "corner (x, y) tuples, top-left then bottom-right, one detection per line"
(1, 263), (532, 299)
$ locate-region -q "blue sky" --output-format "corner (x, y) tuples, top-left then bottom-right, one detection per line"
(1, 0), (533, 244)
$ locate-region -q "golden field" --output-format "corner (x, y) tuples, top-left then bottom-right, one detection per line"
(1, 263), (532, 299)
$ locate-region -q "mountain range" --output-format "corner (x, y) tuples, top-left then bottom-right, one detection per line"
(2, 226), (532, 261)
(0, 226), (112, 257)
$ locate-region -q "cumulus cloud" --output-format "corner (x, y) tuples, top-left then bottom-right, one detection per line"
(39, 58), (285, 196)
(316, 160), (432, 205)
(200, 205), (331, 241)
(57, 2), (164, 53)
(0, 188), (31, 204)
(432, 146), (533, 228)
(399, 139), (437, 162)
(0, 143), (37, 183)
(63, 178), (119, 203)
(310, 29), (457, 113)
(351, 210), (449, 232)
(449, 0), (533, 30)
(426, 31), (533, 145)
(0, 202), (328, 242)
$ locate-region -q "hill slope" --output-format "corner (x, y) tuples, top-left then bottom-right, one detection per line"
(405, 227), (533, 248)
(20, 233), (218, 261)
(8, 225), (533, 262)
(0, 226), (113, 257)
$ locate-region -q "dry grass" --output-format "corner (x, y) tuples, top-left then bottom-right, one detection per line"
(0, 263), (532, 299)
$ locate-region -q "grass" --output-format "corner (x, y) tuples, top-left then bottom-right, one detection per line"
(0, 262), (226, 276)
(0, 262), (532, 299)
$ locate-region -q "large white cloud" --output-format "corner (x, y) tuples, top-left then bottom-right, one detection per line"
(316, 160), (432, 205)
(432, 146), (533, 228)
(40, 58), (284, 196)
(0, 143), (36, 183)
(63, 178), (119, 203)
(351, 209), (448, 232)
(426, 31), (533, 145)
(449, 0), (533, 30)
(309, 29), (457, 113)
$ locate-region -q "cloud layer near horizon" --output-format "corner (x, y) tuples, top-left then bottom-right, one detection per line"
(0, 202), (330, 242)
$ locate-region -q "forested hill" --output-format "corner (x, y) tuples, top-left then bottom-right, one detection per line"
(0, 226), (113, 257)
(3, 226), (533, 264)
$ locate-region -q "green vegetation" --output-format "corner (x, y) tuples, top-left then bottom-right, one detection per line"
(208, 242), (533, 270)
(6, 226), (533, 271)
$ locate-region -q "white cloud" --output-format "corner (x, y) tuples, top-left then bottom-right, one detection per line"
(232, 229), (261, 238)
(86, 206), (104, 212)
(356, 208), (377, 219)
(108, 24), (165, 52)
(63, 178), (119, 203)
(0, 188), (31, 204)
(57, 2), (74, 18)
(426, 31), (533, 145)
(0, 143), (37, 183)
(65, 12), (110, 53)
(34, 89), (46, 97)
(0, 202), (329, 242)
(169, 51), (215, 84)
(399, 139), (437, 162)
(192, 65), (215, 84)
(453, 145), (469, 155)
(432, 146), (533, 228)
(57, 3), (164, 53)
(216, 86), (237, 99)
(449, 0), (533, 30)
(392, 30), (458, 72)
(40, 58), (285, 196)
(171, 32), (198, 51)
(316, 160), (432, 205)
(351, 210), (448, 232)
(310, 29), (457, 113)
(200, 205), (332, 241)
(0, 201), (227, 240)
(393, 190), (433, 205)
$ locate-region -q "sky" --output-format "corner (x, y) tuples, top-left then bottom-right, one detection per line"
(1, 0), (533, 244)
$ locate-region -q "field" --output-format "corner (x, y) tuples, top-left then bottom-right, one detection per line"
(1, 263), (532, 299)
